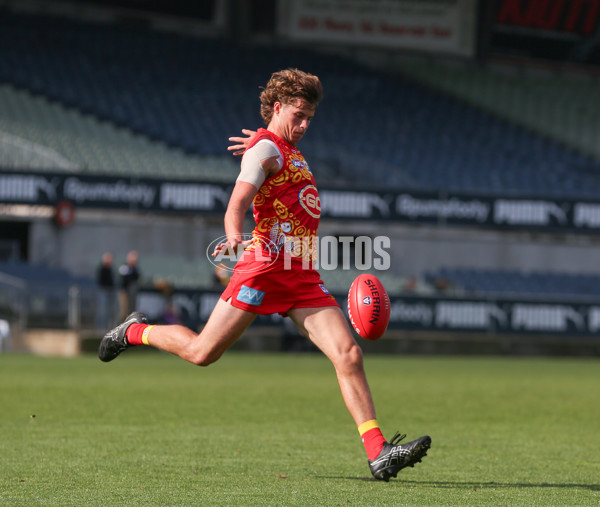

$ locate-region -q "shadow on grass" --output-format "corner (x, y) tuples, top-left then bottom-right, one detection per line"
(317, 477), (600, 491)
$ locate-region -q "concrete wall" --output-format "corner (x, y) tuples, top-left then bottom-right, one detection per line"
(319, 220), (600, 277)
(28, 210), (226, 277)
(26, 210), (600, 280)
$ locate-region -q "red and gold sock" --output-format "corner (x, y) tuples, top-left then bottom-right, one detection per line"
(358, 419), (386, 460)
(126, 323), (153, 346)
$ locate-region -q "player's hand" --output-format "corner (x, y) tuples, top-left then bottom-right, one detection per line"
(211, 238), (252, 257)
(227, 129), (257, 156)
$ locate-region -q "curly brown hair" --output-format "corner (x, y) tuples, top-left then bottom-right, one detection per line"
(259, 68), (323, 125)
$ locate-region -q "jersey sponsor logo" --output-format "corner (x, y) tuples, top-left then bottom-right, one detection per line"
(299, 184), (321, 218)
(237, 285), (266, 306)
(319, 284), (331, 295)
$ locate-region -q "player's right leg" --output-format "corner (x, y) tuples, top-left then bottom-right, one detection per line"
(98, 298), (256, 365)
(288, 305), (431, 481)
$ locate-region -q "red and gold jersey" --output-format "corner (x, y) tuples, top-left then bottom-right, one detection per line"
(247, 128), (320, 263)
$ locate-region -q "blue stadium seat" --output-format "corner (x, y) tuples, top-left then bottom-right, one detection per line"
(427, 267), (600, 299)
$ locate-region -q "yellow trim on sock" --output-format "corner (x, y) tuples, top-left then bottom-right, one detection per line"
(358, 419), (380, 436)
(141, 325), (154, 346)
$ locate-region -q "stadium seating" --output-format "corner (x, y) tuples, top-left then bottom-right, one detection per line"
(0, 261), (95, 287)
(134, 255), (600, 300)
(134, 253), (411, 294)
(425, 267), (600, 299)
(0, 83), (239, 180)
(2, 8), (600, 197)
(0, 261), (98, 328)
(395, 59), (600, 161)
(137, 254), (215, 289)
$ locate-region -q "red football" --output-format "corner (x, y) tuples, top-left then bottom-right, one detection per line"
(347, 274), (391, 340)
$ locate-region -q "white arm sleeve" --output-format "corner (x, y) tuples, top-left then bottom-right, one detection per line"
(237, 140), (282, 189)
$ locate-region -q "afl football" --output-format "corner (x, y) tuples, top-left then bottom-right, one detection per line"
(347, 274), (391, 340)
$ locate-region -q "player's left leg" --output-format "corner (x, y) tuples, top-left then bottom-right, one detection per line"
(288, 305), (430, 481)
(288, 306), (376, 425)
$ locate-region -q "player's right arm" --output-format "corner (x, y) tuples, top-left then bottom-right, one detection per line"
(213, 141), (282, 256)
(212, 181), (256, 257)
(221, 181), (257, 253)
(237, 139), (282, 187)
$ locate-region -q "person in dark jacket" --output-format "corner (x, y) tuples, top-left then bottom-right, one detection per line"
(118, 250), (140, 321)
(96, 252), (116, 329)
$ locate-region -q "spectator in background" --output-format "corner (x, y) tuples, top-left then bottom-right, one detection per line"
(161, 301), (180, 325)
(153, 278), (180, 326)
(212, 262), (231, 288)
(118, 250), (140, 321)
(0, 319), (10, 352)
(403, 275), (418, 293)
(402, 275), (435, 296)
(96, 252), (116, 329)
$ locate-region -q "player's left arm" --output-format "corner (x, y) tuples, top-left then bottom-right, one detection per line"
(228, 129), (257, 156)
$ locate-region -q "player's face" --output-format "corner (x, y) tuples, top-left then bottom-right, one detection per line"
(273, 99), (316, 145)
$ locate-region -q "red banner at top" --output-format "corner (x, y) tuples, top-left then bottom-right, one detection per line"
(496, 0), (600, 35)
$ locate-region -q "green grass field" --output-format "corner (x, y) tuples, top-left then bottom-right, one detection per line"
(1, 350), (599, 506)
